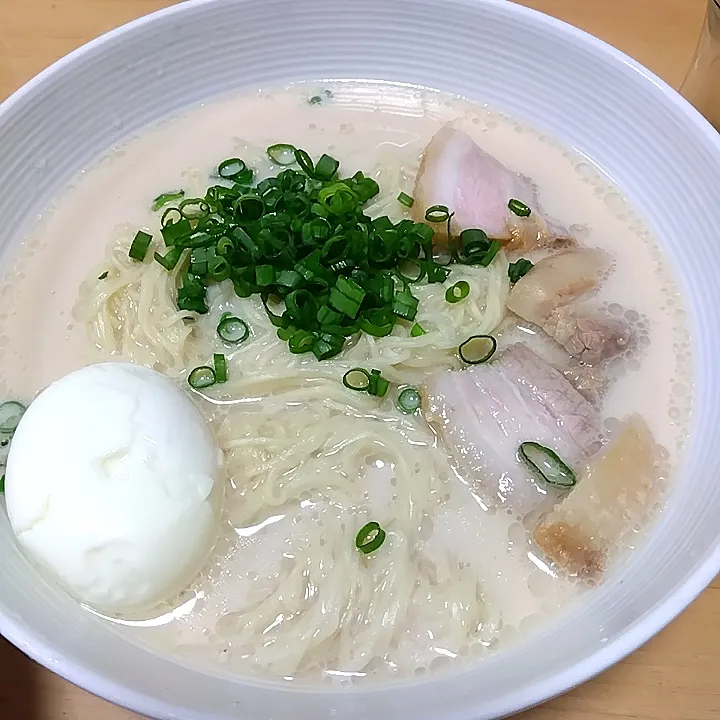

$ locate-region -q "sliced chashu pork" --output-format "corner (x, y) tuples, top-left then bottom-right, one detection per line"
(413, 126), (570, 251)
(424, 343), (598, 513)
(507, 249), (631, 364)
(533, 415), (660, 581)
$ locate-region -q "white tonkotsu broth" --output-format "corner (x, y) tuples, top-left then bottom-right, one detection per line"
(0, 83), (691, 684)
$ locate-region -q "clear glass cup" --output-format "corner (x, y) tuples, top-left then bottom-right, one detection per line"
(680, 0), (720, 129)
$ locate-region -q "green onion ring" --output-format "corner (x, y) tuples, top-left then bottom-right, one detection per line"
(355, 521), (386, 554)
(0, 401), (25, 434)
(267, 143), (297, 166)
(424, 204), (451, 223)
(445, 280), (470, 303)
(217, 315), (250, 344)
(188, 365), (216, 389)
(342, 368), (371, 392)
(508, 198), (532, 217)
(397, 191), (414, 208)
(519, 442), (576, 488)
(458, 334), (497, 364)
(213, 353), (228, 383)
(396, 387), (421, 414)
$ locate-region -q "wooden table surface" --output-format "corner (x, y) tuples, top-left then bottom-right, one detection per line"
(0, 0), (717, 718)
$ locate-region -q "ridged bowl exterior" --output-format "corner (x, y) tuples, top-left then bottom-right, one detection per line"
(0, 1), (719, 719)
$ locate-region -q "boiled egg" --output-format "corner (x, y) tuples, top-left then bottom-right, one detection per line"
(5, 362), (222, 612)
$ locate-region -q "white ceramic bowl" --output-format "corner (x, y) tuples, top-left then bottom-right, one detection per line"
(1, 1), (719, 718)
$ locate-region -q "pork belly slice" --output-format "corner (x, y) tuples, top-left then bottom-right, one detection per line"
(507, 249), (631, 364)
(424, 343), (598, 513)
(534, 414), (659, 581)
(412, 126), (571, 251)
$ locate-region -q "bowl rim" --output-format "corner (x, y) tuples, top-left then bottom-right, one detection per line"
(1, 0), (719, 718)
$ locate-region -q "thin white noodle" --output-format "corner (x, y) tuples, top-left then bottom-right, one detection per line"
(73, 147), (508, 676)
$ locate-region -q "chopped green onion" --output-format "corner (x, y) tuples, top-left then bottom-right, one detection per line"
(342, 368), (371, 392)
(216, 236), (234, 256)
(508, 198), (532, 217)
(128, 231), (152, 262)
(144, 147), (517, 363)
(0, 401), (25, 434)
(396, 387), (421, 414)
(179, 198), (210, 219)
(314, 153), (339, 181)
(392, 290), (419, 321)
(425, 204), (451, 223)
(98, 271), (109, 280)
(397, 192), (414, 208)
(410, 323), (426, 337)
(294, 148), (315, 175)
(356, 521), (386, 554)
(255, 264), (275, 287)
(329, 275), (366, 319)
(234, 195), (265, 224)
(288, 329), (315, 354)
(312, 332), (344, 360)
(309, 89), (333, 105)
(397, 260), (425, 283)
(477, 239), (502, 267)
(508, 258), (534, 283)
(519, 442), (576, 488)
(152, 190), (185, 212)
(459, 334), (497, 364)
(217, 315), (250, 344)
(432, 244), (454, 267)
(213, 353), (228, 383)
(445, 280), (470, 303)
(188, 365), (216, 389)
(367, 369), (390, 397)
(161, 217), (192, 247)
(0, 474), (4, 493)
(218, 158), (247, 181)
(267, 143), (297, 166)
(154, 246), (183, 271)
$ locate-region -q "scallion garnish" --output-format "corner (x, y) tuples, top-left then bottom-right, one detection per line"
(128, 230), (152, 262)
(309, 89), (333, 105)
(188, 365), (216, 389)
(154, 246), (183, 271)
(355, 521), (386, 554)
(397, 192), (414, 208)
(396, 387), (421, 414)
(519, 442), (576, 488)
(0, 474), (4, 493)
(458, 334), (497, 364)
(213, 353), (228, 383)
(457, 229), (502, 267)
(367, 369), (390, 397)
(152, 190), (185, 212)
(342, 368), (389, 397)
(0, 401), (25, 434)
(425, 204), (451, 223)
(508, 258), (534, 283)
(445, 280), (470, 303)
(218, 158), (248, 182)
(410, 323), (426, 337)
(267, 143), (297, 166)
(288, 329), (315, 354)
(98, 271), (109, 280)
(217, 315), (250, 344)
(508, 198), (532, 217)
(313, 153), (339, 181)
(143, 147), (507, 361)
(342, 368), (371, 392)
